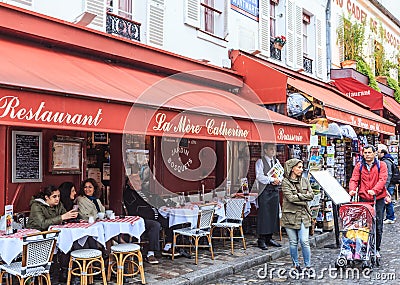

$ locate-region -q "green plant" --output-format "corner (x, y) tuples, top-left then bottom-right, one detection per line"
(386, 77), (400, 102)
(356, 59), (380, 91)
(336, 15), (365, 61)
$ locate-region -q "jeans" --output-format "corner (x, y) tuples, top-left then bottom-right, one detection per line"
(285, 223), (311, 267)
(385, 185), (396, 221)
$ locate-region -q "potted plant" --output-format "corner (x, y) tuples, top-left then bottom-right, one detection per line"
(336, 15), (365, 68)
(273, 35), (286, 50)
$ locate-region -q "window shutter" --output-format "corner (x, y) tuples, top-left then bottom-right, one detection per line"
(316, 17), (323, 78)
(148, 0), (165, 47)
(8, 0), (32, 8)
(86, 0), (105, 28)
(258, 0), (270, 56)
(184, 0), (200, 28)
(223, 0), (229, 39)
(294, 5), (303, 69)
(286, 0), (295, 67)
(367, 39), (375, 73)
(337, 14), (344, 63)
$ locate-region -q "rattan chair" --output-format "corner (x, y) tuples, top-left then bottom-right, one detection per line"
(172, 206), (215, 265)
(0, 230), (59, 285)
(211, 198), (246, 254)
(66, 249), (107, 285)
(107, 243), (145, 284)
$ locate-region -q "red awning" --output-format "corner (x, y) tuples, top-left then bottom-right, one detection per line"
(0, 37), (310, 144)
(230, 50), (288, 104)
(383, 96), (400, 120)
(332, 77), (383, 111)
(287, 78), (395, 135)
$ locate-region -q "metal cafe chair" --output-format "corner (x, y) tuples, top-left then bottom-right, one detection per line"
(211, 198), (247, 254)
(171, 206), (215, 265)
(0, 230), (59, 285)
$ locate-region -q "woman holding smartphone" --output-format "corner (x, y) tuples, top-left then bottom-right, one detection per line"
(59, 181), (80, 220)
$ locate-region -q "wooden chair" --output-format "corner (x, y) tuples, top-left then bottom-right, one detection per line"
(107, 243), (145, 284)
(0, 230), (59, 285)
(171, 206), (215, 265)
(211, 198), (246, 254)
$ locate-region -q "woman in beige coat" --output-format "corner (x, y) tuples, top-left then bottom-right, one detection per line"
(281, 158), (314, 271)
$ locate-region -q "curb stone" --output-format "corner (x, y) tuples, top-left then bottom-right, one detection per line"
(152, 231), (334, 285)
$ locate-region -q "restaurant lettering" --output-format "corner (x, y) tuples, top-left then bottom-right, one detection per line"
(277, 128), (303, 142)
(0, 96), (103, 126)
(153, 112), (249, 139)
(345, 89), (370, 97)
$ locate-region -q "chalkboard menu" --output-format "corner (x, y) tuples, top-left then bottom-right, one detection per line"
(92, 132), (108, 144)
(12, 131), (43, 183)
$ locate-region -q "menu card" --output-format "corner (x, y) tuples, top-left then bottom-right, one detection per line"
(5, 205), (13, 235)
(267, 160), (284, 181)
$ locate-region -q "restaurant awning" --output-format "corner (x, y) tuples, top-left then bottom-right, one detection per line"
(0, 37), (310, 144)
(383, 95), (400, 120)
(332, 77), (383, 111)
(287, 78), (395, 135)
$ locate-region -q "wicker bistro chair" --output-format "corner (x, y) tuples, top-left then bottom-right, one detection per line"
(210, 198), (246, 254)
(172, 206), (215, 265)
(0, 230), (59, 285)
(66, 249), (107, 285)
(107, 243), (145, 285)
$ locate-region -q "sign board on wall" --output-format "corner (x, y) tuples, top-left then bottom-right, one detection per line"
(12, 131), (43, 183)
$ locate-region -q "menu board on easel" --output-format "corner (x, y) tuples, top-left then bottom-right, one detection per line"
(12, 131), (42, 183)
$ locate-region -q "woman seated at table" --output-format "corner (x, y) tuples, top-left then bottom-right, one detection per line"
(76, 178), (105, 221)
(27, 185), (78, 231)
(59, 181), (80, 221)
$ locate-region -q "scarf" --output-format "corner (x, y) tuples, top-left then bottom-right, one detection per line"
(86, 195), (100, 212)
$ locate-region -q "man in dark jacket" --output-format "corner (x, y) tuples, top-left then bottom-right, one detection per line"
(123, 174), (180, 264)
(377, 144), (396, 224)
(255, 143), (282, 250)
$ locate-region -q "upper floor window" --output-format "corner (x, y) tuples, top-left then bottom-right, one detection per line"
(107, 0), (132, 20)
(270, 0), (277, 38)
(201, 0), (222, 36)
(302, 13), (310, 55)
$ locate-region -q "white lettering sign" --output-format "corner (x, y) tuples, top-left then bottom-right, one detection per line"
(350, 115), (381, 131)
(0, 96), (103, 126)
(276, 128), (304, 142)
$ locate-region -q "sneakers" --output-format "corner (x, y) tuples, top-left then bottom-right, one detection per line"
(161, 248), (181, 257)
(354, 253), (361, 260)
(383, 219), (395, 224)
(145, 255), (159, 264)
(376, 251), (381, 258)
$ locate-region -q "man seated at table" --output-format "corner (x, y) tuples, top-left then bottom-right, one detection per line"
(123, 173), (181, 264)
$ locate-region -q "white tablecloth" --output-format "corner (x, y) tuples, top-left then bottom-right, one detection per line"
(0, 229), (39, 264)
(96, 216), (145, 242)
(159, 202), (226, 227)
(50, 222), (105, 254)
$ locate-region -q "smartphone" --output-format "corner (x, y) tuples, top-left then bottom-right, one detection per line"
(72, 205), (79, 212)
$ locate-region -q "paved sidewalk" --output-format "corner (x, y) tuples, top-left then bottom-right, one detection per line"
(96, 230), (333, 285)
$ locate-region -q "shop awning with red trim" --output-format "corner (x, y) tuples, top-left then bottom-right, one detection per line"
(332, 77), (383, 111)
(383, 96), (400, 120)
(287, 78), (395, 135)
(0, 37), (310, 144)
(230, 50), (288, 104)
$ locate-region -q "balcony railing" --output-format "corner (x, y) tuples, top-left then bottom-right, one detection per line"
(270, 39), (282, 61)
(303, 56), (313, 73)
(106, 12), (141, 42)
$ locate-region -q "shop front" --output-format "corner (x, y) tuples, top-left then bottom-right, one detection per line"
(0, 5), (311, 215)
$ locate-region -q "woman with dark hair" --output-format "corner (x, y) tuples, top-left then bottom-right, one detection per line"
(27, 185), (78, 231)
(76, 178), (105, 221)
(59, 181), (77, 211)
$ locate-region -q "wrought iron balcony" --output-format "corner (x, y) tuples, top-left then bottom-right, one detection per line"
(303, 56), (313, 74)
(106, 12), (140, 42)
(270, 39), (282, 61)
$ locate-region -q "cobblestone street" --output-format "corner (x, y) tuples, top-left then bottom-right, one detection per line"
(207, 207), (400, 285)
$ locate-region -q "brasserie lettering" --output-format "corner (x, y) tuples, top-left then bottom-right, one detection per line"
(0, 96), (103, 126)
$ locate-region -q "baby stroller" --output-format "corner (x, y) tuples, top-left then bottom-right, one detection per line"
(335, 199), (378, 269)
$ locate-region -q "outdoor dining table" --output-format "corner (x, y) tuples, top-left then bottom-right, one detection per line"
(49, 216), (145, 254)
(159, 201), (225, 228)
(0, 228), (39, 264)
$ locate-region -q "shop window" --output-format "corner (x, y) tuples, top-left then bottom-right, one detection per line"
(227, 141), (250, 191)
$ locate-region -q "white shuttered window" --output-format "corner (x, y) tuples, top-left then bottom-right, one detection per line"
(148, 0), (165, 47)
(259, 0), (270, 55)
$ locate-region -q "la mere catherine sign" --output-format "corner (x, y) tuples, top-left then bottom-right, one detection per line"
(0, 95), (309, 144)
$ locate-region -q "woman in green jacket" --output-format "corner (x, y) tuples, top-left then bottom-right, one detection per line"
(27, 185), (78, 231)
(281, 158), (314, 271)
